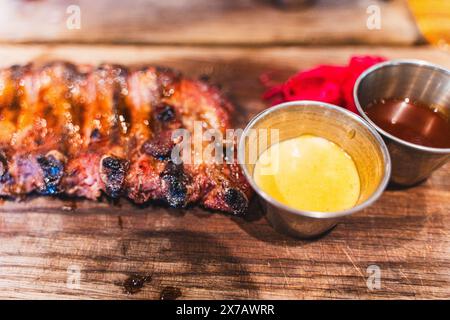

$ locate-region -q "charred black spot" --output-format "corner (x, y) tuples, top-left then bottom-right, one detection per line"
(102, 157), (122, 170)
(43, 62), (79, 82)
(37, 155), (64, 195)
(121, 274), (152, 295)
(62, 63), (79, 82)
(100, 156), (129, 198)
(43, 104), (53, 118)
(9, 65), (27, 110)
(224, 188), (248, 215)
(199, 74), (211, 82)
(161, 162), (189, 208)
(0, 152), (7, 176)
(10, 65), (27, 81)
(142, 140), (172, 160)
(90, 128), (101, 140)
(115, 66), (129, 78)
(96, 65), (107, 72)
(0, 172), (12, 185)
(0, 152), (9, 183)
(155, 104), (176, 123)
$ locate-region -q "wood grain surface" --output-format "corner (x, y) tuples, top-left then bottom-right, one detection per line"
(0, 0), (422, 45)
(408, 0), (450, 45)
(0, 45), (449, 299)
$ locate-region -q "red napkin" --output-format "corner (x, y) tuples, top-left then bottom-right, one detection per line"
(261, 55), (386, 114)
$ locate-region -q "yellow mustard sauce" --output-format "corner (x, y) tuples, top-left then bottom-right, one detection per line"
(253, 135), (360, 212)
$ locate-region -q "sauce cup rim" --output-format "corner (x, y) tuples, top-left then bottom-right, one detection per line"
(354, 59), (450, 154)
(238, 100), (392, 220)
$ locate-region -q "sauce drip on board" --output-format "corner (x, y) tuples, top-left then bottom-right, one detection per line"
(253, 135), (360, 213)
(365, 98), (450, 149)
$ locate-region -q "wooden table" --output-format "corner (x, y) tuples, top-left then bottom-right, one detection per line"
(0, 44), (448, 299)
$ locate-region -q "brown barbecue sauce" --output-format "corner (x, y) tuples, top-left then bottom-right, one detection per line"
(365, 98), (450, 149)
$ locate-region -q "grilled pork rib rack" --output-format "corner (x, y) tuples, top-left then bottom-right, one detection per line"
(0, 62), (251, 214)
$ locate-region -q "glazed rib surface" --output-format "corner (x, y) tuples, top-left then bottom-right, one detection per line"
(0, 62), (251, 214)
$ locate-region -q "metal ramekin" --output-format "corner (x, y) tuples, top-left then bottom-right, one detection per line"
(354, 59), (450, 186)
(238, 101), (391, 239)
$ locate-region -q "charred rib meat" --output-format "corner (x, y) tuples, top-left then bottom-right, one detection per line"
(0, 62), (251, 214)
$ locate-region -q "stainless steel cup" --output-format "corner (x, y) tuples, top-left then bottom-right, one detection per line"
(354, 59), (450, 186)
(238, 101), (391, 238)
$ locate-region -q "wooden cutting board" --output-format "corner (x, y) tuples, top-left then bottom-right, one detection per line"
(0, 45), (449, 299)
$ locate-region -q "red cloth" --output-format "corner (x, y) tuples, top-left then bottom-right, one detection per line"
(262, 55), (386, 113)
